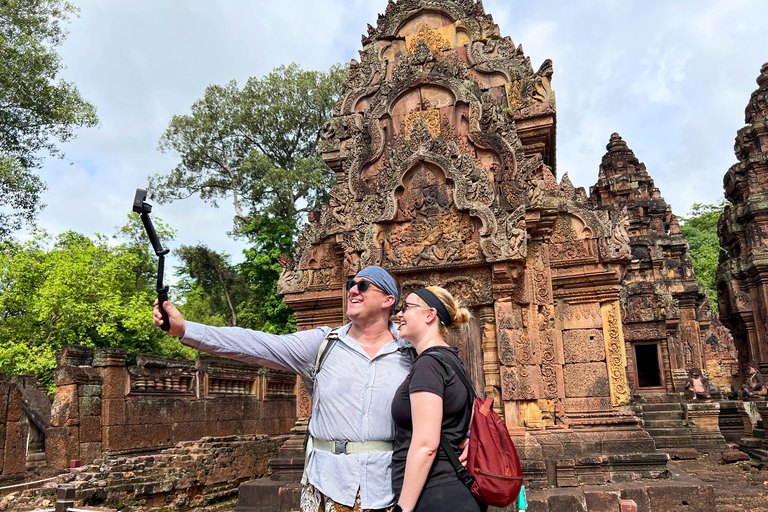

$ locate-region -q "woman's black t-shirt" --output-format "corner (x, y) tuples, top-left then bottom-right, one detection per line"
(391, 346), (472, 496)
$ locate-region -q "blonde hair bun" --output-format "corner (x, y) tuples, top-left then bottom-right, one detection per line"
(425, 286), (472, 327)
(453, 306), (472, 326)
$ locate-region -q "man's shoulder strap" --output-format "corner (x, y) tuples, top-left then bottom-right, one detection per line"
(310, 327), (342, 380)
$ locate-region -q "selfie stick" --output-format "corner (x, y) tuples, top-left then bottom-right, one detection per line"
(132, 188), (171, 331)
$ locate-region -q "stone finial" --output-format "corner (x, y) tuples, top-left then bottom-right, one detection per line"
(599, 133), (646, 179)
(559, 172), (575, 199)
(606, 133), (628, 153)
(745, 62), (768, 124)
(757, 62), (768, 87)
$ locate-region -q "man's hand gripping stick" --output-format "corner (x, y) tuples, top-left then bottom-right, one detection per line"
(132, 188), (171, 331)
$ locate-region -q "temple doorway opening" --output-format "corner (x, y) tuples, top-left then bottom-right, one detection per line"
(633, 342), (664, 390)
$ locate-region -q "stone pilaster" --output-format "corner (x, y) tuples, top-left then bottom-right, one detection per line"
(480, 305), (503, 419)
(601, 300), (631, 406)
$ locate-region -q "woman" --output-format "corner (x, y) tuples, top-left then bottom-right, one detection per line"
(391, 286), (481, 512)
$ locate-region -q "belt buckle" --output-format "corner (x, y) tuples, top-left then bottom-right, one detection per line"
(333, 441), (348, 455)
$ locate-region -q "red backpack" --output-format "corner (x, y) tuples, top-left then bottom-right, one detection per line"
(430, 352), (524, 508)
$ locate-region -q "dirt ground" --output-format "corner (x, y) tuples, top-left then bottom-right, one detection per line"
(671, 453), (768, 512)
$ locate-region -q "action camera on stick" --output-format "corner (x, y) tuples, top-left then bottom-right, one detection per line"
(132, 188), (171, 331)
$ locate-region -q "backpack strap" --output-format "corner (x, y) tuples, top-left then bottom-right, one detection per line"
(428, 351), (477, 401)
(310, 327), (341, 380)
(425, 351), (477, 491)
(301, 327), (342, 485)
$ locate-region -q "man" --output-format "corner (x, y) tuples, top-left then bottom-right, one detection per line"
(154, 266), (409, 512)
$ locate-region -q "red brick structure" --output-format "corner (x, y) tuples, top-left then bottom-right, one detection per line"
(45, 345), (296, 468)
(0, 374), (29, 475)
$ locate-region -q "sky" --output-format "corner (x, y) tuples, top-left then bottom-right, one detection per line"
(22, 0), (768, 271)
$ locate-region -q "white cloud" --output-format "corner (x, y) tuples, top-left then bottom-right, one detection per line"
(18, 0), (768, 264)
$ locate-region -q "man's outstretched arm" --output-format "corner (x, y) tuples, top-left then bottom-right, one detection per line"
(154, 300), (328, 379)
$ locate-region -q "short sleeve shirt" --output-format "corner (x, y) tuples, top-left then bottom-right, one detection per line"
(390, 346), (472, 496)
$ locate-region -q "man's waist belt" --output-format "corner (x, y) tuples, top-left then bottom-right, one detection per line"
(311, 437), (393, 455)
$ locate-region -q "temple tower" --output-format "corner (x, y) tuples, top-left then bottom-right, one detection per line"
(717, 62), (768, 379)
(278, 0), (669, 487)
(591, 134), (737, 395)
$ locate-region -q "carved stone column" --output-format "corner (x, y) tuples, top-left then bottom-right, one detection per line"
(600, 300), (631, 406)
(480, 305), (503, 419)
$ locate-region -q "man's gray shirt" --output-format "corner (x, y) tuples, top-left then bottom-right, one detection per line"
(181, 321), (411, 509)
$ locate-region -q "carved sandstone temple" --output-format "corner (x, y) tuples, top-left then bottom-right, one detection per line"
(277, 0), (672, 486)
(717, 63), (768, 378)
(590, 134), (737, 395)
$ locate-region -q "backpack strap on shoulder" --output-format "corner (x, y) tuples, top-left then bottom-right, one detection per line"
(302, 326), (342, 486)
(310, 327), (341, 380)
(425, 351), (478, 491)
(427, 351), (477, 401)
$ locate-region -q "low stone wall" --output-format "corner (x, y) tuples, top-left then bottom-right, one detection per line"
(0, 435), (287, 511)
(0, 374), (29, 476)
(46, 346), (297, 468)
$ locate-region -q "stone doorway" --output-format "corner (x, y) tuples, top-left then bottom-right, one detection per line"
(632, 341), (665, 391)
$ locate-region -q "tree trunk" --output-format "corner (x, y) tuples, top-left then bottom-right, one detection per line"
(217, 268), (237, 326)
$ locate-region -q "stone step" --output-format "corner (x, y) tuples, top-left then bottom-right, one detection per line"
(235, 480), (302, 512)
(642, 403), (684, 412)
(752, 449), (768, 462)
(651, 435), (695, 448)
(645, 427), (693, 438)
(643, 411), (686, 421)
(643, 419), (688, 428)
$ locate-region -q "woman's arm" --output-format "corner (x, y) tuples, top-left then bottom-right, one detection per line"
(397, 391), (443, 512)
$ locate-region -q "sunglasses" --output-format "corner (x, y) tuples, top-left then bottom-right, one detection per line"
(398, 301), (422, 314)
(346, 279), (382, 293)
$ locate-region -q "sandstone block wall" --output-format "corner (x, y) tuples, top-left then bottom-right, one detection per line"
(1, 434), (286, 512)
(45, 346), (297, 468)
(0, 374), (29, 475)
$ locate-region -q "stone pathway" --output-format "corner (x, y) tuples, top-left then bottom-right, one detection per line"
(671, 452), (768, 512)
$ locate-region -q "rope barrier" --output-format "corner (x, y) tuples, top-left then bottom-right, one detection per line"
(0, 476), (58, 491)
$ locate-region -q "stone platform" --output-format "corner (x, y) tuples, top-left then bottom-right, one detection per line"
(491, 464), (714, 512)
(738, 400), (768, 469)
(235, 465), (714, 512)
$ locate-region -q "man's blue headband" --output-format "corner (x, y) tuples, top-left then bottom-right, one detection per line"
(355, 266), (400, 305)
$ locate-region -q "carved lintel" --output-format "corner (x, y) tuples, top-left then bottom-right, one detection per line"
(600, 300), (631, 406)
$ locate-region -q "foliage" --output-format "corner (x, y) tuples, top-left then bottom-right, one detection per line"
(149, 62), (346, 228)
(0, 223), (194, 391)
(113, 212), (177, 292)
(173, 244), (248, 327)
(679, 200), (727, 308)
(238, 216), (297, 334)
(151, 63), (346, 334)
(0, 0), (98, 239)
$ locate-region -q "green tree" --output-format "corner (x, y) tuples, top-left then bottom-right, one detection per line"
(149, 62), (345, 227)
(238, 216), (297, 334)
(174, 244), (248, 327)
(0, 229), (194, 390)
(150, 63), (346, 333)
(679, 200), (727, 308)
(114, 212), (177, 292)
(0, 0), (98, 239)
